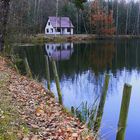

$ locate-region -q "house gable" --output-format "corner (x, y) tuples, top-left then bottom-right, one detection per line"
(45, 17), (74, 35)
(45, 19), (55, 34)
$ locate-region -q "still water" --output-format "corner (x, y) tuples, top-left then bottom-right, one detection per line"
(14, 39), (140, 140)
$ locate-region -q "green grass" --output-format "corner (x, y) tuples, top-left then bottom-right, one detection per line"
(0, 72), (29, 140)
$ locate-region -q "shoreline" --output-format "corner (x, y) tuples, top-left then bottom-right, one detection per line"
(0, 56), (94, 140)
(21, 34), (140, 44)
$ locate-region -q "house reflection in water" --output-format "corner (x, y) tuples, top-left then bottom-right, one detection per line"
(45, 43), (74, 61)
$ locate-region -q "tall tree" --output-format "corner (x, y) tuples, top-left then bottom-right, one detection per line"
(72, 0), (87, 33)
(116, 0), (119, 35)
(136, 2), (140, 35)
(0, 0), (10, 51)
(125, 3), (129, 35)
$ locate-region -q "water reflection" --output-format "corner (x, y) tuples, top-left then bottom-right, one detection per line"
(88, 41), (115, 75)
(94, 75), (110, 133)
(45, 43), (74, 61)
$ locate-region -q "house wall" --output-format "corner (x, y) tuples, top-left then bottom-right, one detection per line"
(45, 19), (61, 35)
(45, 19), (54, 34)
(71, 28), (73, 35)
(45, 19), (74, 35)
(60, 28), (73, 35)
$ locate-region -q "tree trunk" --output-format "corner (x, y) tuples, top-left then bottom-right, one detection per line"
(0, 0), (10, 51)
(125, 5), (129, 35)
(136, 2), (140, 35)
(116, 0), (119, 36)
(76, 10), (79, 34)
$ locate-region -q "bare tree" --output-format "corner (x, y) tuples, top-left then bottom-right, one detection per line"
(136, 2), (140, 35)
(116, 0), (119, 35)
(0, 0), (10, 51)
(125, 3), (129, 35)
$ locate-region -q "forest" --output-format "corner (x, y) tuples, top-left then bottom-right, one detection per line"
(1, 0), (140, 37)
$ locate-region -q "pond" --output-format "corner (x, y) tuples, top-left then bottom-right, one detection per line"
(13, 39), (140, 140)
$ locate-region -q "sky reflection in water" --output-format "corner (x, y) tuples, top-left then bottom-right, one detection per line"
(44, 40), (140, 140)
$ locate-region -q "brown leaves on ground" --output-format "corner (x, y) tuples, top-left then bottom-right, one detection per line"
(0, 57), (94, 140)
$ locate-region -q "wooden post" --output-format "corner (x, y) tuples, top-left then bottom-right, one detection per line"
(71, 106), (75, 115)
(51, 59), (62, 104)
(10, 55), (20, 74)
(94, 74), (110, 132)
(116, 84), (132, 140)
(24, 57), (32, 78)
(44, 55), (51, 90)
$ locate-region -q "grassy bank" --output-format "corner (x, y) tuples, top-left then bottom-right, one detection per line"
(0, 56), (94, 140)
(0, 59), (29, 140)
(0, 71), (18, 140)
(21, 34), (140, 44)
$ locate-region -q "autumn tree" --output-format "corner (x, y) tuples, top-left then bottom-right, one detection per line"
(90, 0), (115, 35)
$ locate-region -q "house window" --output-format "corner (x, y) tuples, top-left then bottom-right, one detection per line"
(46, 29), (49, 33)
(57, 28), (61, 32)
(67, 28), (71, 32)
(51, 28), (53, 32)
(48, 22), (50, 26)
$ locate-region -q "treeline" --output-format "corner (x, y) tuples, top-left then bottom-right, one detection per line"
(65, 0), (140, 35)
(0, 0), (140, 48)
(7, 0), (66, 35)
(112, 0), (140, 35)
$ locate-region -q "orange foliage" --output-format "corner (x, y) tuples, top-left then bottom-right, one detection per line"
(90, 0), (116, 35)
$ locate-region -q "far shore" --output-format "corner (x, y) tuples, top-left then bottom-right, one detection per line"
(21, 34), (140, 44)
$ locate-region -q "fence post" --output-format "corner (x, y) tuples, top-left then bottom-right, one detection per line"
(24, 57), (32, 78)
(44, 55), (51, 90)
(94, 74), (110, 132)
(116, 83), (132, 140)
(51, 59), (62, 104)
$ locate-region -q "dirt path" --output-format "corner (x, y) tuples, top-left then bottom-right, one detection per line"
(0, 56), (94, 140)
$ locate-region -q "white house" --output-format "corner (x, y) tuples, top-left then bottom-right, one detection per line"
(45, 43), (74, 60)
(45, 16), (74, 35)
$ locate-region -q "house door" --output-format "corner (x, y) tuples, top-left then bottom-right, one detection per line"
(62, 28), (65, 34)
